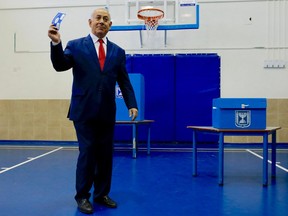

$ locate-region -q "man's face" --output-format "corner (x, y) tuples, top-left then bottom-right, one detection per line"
(89, 9), (112, 38)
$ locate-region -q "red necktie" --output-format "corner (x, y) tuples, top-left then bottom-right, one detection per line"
(98, 39), (105, 70)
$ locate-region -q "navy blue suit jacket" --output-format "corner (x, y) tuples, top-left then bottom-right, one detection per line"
(50, 35), (138, 123)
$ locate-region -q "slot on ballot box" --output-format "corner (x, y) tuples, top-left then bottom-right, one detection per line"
(212, 98), (267, 129)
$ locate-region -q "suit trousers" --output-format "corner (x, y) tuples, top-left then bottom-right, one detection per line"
(73, 119), (115, 200)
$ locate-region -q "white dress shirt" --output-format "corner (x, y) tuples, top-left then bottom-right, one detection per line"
(89, 33), (107, 56)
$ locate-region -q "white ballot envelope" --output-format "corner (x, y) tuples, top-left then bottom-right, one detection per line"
(52, 12), (66, 29)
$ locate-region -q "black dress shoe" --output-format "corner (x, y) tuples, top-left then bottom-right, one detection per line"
(94, 195), (117, 208)
(76, 198), (93, 214)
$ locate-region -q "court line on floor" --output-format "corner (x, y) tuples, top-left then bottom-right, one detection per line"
(0, 147), (63, 174)
(246, 149), (288, 172)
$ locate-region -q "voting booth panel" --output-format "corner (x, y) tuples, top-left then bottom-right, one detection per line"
(114, 73), (145, 143)
(212, 98), (267, 129)
(115, 73), (145, 121)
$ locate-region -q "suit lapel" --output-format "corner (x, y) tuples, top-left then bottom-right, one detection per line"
(84, 36), (115, 72)
(84, 35), (100, 67)
(104, 39), (115, 71)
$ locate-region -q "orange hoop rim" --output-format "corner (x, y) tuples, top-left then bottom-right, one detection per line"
(137, 8), (164, 22)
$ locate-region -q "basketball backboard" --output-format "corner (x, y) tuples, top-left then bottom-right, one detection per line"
(107, 0), (199, 31)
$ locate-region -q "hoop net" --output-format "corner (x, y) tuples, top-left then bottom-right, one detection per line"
(137, 8), (164, 32)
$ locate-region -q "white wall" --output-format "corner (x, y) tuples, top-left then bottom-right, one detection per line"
(0, 0), (287, 99)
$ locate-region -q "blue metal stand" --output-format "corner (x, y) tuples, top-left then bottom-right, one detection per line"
(116, 120), (154, 158)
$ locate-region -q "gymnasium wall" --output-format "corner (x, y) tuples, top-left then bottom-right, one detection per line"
(0, 99), (287, 143)
(0, 0), (287, 142)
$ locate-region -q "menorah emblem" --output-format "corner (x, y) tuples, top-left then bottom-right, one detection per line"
(235, 110), (251, 128)
(238, 112), (247, 123)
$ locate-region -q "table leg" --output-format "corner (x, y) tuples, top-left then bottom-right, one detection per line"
(218, 132), (224, 186)
(263, 133), (268, 186)
(271, 131), (277, 178)
(147, 124), (151, 155)
(132, 124), (137, 158)
(192, 130), (197, 176)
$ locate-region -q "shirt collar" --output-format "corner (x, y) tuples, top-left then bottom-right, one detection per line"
(90, 33), (107, 44)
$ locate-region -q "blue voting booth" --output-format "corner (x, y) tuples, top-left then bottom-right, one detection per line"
(212, 98), (267, 129)
(116, 73), (145, 121)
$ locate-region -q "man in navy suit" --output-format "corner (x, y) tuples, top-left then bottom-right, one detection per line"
(48, 8), (138, 214)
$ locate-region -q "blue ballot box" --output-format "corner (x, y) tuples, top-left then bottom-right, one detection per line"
(212, 98), (267, 129)
(116, 73), (145, 121)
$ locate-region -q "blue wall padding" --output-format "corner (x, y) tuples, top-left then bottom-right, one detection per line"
(131, 54), (176, 142)
(114, 53), (220, 143)
(175, 54), (220, 142)
(125, 54), (132, 73)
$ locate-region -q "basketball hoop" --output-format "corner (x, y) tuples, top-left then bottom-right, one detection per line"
(137, 8), (164, 32)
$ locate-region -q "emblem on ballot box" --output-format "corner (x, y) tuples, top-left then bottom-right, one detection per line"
(235, 110), (251, 128)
